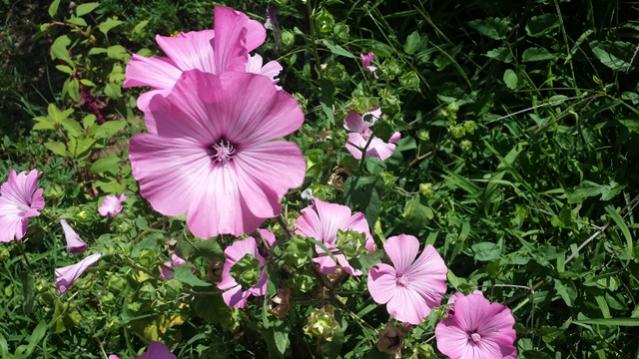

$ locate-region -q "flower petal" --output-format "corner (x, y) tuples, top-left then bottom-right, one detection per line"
(435, 318), (472, 359)
(60, 219), (88, 254)
(123, 54), (181, 89)
(213, 6), (251, 72)
(385, 285), (430, 325)
(344, 112), (367, 133)
(383, 234), (420, 274)
(405, 244), (447, 308)
(367, 263), (397, 304)
(155, 30), (217, 73)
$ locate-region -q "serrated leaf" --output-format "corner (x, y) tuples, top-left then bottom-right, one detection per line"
(91, 120), (126, 139)
(45, 141), (67, 157)
(76, 2), (100, 16)
(173, 266), (211, 287)
(404, 31), (424, 55)
(503, 69), (518, 89)
(90, 155), (120, 175)
(98, 17), (124, 35)
(59, 118), (83, 137)
(106, 45), (128, 60)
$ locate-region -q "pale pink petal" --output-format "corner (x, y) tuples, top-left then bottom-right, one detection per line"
(98, 194), (126, 218)
(367, 137), (397, 161)
(136, 89), (167, 132)
(60, 219), (87, 254)
(0, 169), (44, 242)
(344, 112), (367, 133)
(257, 229), (277, 248)
(54, 253), (101, 294)
(258, 60), (283, 81)
(312, 198), (352, 245)
(335, 253), (362, 276)
(222, 284), (251, 308)
(435, 320), (472, 359)
(367, 263), (397, 304)
(123, 54), (181, 89)
(312, 255), (339, 274)
(345, 132), (367, 160)
(213, 7), (251, 73)
(385, 285), (430, 325)
(383, 234), (420, 273)
(389, 131), (401, 144)
(155, 30), (217, 74)
(137, 342), (176, 359)
(295, 205), (323, 240)
(170, 253), (186, 266)
(108, 355), (120, 359)
(405, 245), (447, 308)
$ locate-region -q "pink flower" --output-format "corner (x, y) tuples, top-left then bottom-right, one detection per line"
(295, 198), (375, 276)
(344, 109), (401, 161)
(129, 71), (305, 238)
(108, 355), (120, 359)
(98, 194), (126, 218)
(159, 252), (187, 280)
(124, 6), (281, 125)
(60, 219), (87, 253)
(360, 52), (377, 73)
(435, 291), (517, 359)
(55, 253), (102, 294)
(217, 230), (275, 308)
(367, 234), (447, 325)
(137, 342), (176, 359)
(0, 169), (45, 243)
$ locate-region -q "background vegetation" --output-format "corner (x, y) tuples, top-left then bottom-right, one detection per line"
(1, 0), (639, 357)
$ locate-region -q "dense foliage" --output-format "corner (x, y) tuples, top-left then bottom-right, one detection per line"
(1, 0), (639, 358)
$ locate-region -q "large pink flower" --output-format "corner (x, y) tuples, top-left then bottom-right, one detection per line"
(55, 253), (102, 294)
(137, 342), (176, 359)
(344, 109), (401, 161)
(0, 169), (45, 243)
(129, 71), (305, 238)
(124, 6), (281, 126)
(60, 219), (87, 253)
(435, 291), (517, 359)
(217, 230), (275, 308)
(295, 198), (375, 276)
(367, 234), (447, 325)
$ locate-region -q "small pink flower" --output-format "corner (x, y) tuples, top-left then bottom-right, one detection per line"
(137, 342), (176, 359)
(98, 194), (127, 218)
(360, 52), (377, 73)
(108, 355), (120, 359)
(435, 291), (517, 359)
(367, 234), (447, 325)
(295, 198), (375, 276)
(159, 252), (187, 280)
(129, 71), (305, 238)
(344, 109), (401, 161)
(0, 169), (45, 243)
(124, 6), (281, 125)
(217, 231), (275, 308)
(60, 219), (87, 254)
(55, 253), (102, 294)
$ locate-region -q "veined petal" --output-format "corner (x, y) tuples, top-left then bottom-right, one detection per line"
(386, 285), (431, 325)
(435, 318), (471, 359)
(213, 6), (251, 72)
(367, 263), (397, 304)
(155, 30), (217, 73)
(384, 234), (420, 274)
(123, 54), (181, 89)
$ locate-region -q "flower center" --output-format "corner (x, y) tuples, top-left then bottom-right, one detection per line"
(470, 332), (481, 343)
(210, 139), (237, 163)
(395, 272), (408, 287)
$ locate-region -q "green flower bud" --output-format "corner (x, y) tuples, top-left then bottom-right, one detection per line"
(304, 306), (338, 341)
(462, 120), (477, 134)
(448, 125), (465, 139)
(446, 102), (460, 113)
(399, 71), (420, 92)
(0, 246), (9, 261)
(419, 183), (433, 198)
(46, 184), (64, 199)
(460, 139), (473, 152)
(417, 130), (430, 142)
(314, 9), (335, 35)
(230, 254), (261, 290)
(281, 30), (295, 48)
(75, 210), (89, 222)
(335, 229), (366, 258)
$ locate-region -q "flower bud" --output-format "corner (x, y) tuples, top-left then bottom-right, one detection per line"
(230, 254), (261, 290)
(448, 125), (465, 139)
(419, 183), (433, 198)
(460, 139), (472, 152)
(462, 120), (477, 134)
(335, 230), (366, 258)
(304, 306), (338, 341)
(417, 130), (430, 142)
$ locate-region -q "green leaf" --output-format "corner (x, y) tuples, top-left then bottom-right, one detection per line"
(484, 46), (513, 63)
(90, 155), (120, 175)
(605, 206), (633, 260)
(76, 2), (100, 16)
(55, 65), (73, 74)
(344, 176), (382, 224)
(322, 40), (356, 59)
(91, 120), (126, 139)
(50, 35), (73, 65)
(106, 45), (129, 60)
(575, 318), (639, 327)
(104, 83), (122, 99)
(590, 41), (635, 71)
(65, 78), (81, 102)
(98, 17), (124, 35)
(467, 17), (511, 40)
(45, 141), (67, 157)
(522, 47), (555, 62)
(618, 118), (639, 133)
(503, 69), (518, 89)
(66, 16), (87, 26)
(554, 279), (576, 306)
(59, 118), (83, 137)
(48, 0), (61, 17)
(24, 321), (47, 357)
(274, 331), (289, 355)
(404, 30), (424, 55)
(525, 14), (559, 37)
(471, 242), (501, 261)
(173, 266), (212, 287)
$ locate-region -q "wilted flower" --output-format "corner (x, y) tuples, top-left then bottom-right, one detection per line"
(360, 52), (377, 74)
(60, 219), (87, 253)
(0, 169), (45, 243)
(159, 252), (187, 280)
(367, 234), (447, 325)
(295, 198), (375, 276)
(377, 322), (405, 355)
(435, 291), (517, 359)
(344, 109), (401, 161)
(137, 342), (176, 359)
(217, 231), (275, 308)
(129, 71), (305, 238)
(270, 287), (292, 319)
(55, 253), (102, 294)
(124, 6), (281, 120)
(98, 194), (126, 218)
